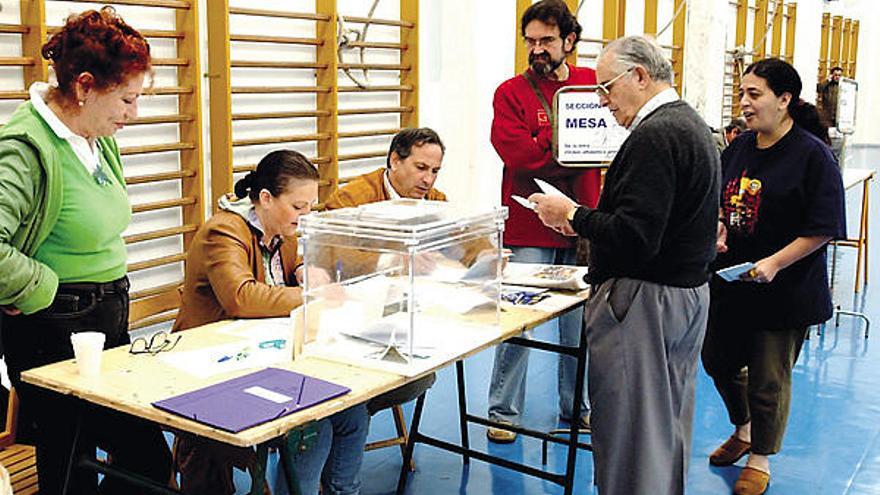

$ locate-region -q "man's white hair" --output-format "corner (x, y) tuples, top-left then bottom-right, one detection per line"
(600, 35), (673, 85)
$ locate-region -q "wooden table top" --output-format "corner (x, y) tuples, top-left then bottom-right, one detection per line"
(21, 290), (587, 448)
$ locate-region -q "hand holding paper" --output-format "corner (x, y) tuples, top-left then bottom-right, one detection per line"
(527, 179), (580, 235)
(529, 193), (578, 234)
(715, 262), (755, 282)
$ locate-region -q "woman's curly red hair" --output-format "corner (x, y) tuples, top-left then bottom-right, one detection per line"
(41, 6), (151, 101)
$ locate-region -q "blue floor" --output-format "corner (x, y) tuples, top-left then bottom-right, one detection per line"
(236, 175), (880, 494)
(357, 177), (880, 495)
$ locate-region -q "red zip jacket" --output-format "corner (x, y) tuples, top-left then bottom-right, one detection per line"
(491, 63), (601, 248)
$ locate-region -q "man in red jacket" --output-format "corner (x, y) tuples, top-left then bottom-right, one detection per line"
(486, 0), (601, 443)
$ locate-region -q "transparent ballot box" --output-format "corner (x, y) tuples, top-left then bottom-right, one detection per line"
(297, 199), (508, 376)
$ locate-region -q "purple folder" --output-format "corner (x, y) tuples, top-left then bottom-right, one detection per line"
(152, 367), (350, 433)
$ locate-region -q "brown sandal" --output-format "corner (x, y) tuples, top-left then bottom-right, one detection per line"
(709, 435), (751, 466)
(734, 466), (770, 495)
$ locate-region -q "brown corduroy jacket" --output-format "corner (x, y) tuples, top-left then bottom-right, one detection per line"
(172, 210), (302, 332)
(324, 167), (447, 208)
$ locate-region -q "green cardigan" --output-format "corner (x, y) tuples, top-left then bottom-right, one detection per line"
(0, 101), (125, 314)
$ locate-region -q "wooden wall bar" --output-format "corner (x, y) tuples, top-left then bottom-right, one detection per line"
(770, 0), (783, 57)
(784, 2), (796, 63)
(818, 13), (830, 82)
(316, 0), (339, 200)
(671, 0), (685, 91)
(208, 1), (418, 208)
(830, 15), (842, 71)
(849, 21), (859, 77)
(817, 13), (860, 85)
(752, 0), (768, 59)
(726, 0), (797, 120)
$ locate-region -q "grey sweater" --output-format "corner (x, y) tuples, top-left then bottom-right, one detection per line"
(572, 100), (720, 288)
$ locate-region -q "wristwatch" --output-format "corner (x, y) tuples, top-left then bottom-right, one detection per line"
(566, 206), (579, 223)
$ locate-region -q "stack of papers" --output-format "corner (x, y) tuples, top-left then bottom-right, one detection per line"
(503, 262), (589, 291)
(356, 199), (447, 225)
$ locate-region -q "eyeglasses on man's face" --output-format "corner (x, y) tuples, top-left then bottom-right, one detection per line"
(523, 35), (560, 49)
(129, 331), (181, 355)
(596, 67), (635, 97)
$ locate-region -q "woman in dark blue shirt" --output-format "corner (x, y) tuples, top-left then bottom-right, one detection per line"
(702, 58), (846, 495)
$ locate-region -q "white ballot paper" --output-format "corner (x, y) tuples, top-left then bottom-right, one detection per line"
(511, 195), (536, 210)
(534, 178), (576, 202)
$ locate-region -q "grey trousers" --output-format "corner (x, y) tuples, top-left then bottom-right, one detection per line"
(586, 278), (709, 495)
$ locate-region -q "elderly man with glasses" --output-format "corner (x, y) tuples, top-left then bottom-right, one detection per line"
(487, 0), (601, 443)
(530, 36), (720, 495)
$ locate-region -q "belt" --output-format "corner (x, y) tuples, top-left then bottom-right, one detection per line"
(57, 276), (130, 297)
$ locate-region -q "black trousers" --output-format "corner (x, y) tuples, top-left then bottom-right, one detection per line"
(2, 277), (172, 494)
(702, 322), (807, 455)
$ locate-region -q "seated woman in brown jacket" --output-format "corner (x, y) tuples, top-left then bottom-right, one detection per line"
(173, 149), (369, 495)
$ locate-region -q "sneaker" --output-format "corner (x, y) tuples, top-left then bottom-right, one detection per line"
(486, 420), (517, 443)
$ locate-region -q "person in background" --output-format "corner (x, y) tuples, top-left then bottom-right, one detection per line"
(487, 0), (600, 443)
(724, 117), (748, 146)
(173, 150), (369, 495)
(0, 8), (172, 493)
(531, 35), (719, 495)
(715, 117), (748, 154)
(704, 58), (845, 495)
(817, 65), (842, 128)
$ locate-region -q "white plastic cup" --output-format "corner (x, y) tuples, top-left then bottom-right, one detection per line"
(70, 332), (105, 378)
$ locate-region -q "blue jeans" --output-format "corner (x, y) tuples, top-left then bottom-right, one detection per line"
(488, 246), (589, 424)
(275, 404), (370, 495)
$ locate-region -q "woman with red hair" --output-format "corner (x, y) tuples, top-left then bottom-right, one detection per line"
(0, 7), (171, 493)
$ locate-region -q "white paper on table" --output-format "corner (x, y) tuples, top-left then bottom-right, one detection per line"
(216, 318), (291, 341)
(502, 284), (550, 294)
(158, 341), (289, 378)
(305, 313), (499, 377)
(430, 254), (497, 284)
(508, 292), (585, 314)
(503, 262), (589, 290)
(430, 263), (468, 284)
(414, 279), (495, 314)
(318, 301), (370, 337)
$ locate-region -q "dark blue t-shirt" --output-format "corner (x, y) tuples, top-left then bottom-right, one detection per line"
(710, 125), (846, 331)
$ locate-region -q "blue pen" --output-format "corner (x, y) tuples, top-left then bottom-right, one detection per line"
(259, 339), (286, 349)
(217, 347), (250, 363)
(295, 375), (306, 406)
(335, 260), (343, 283)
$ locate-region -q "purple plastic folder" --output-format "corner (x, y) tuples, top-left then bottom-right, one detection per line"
(152, 368), (350, 433)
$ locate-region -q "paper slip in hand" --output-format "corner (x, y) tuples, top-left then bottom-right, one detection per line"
(534, 178), (575, 202)
(511, 195), (536, 210)
(716, 262), (756, 282)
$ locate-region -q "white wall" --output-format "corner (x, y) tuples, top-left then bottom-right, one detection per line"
(418, 0), (512, 208)
(682, 0), (728, 128)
